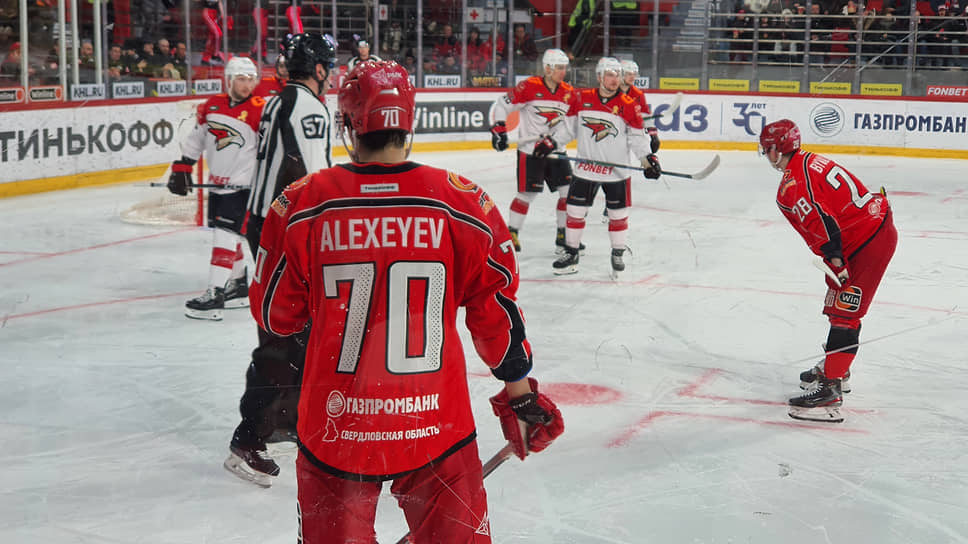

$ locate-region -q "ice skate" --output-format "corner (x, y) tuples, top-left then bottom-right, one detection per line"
(185, 286), (225, 320)
(554, 228), (585, 255)
(224, 442), (280, 487)
(609, 247), (626, 279)
(800, 364), (851, 393)
(552, 247), (580, 275)
(223, 268), (249, 309)
(266, 428), (299, 456)
(788, 377), (844, 423)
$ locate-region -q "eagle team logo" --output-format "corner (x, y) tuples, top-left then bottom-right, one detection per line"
(534, 105), (566, 128)
(207, 120), (245, 150)
(582, 117), (618, 142)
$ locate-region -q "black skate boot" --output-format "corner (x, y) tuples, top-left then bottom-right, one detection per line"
(554, 228), (586, 255)
(552, 246), (580, 275)
(185, 286), (225, 321)
(788, 376), (844, 423)
(509, 228), (522, 252)
(223, 268), (249, 309)
(610, 247), (626, 273)
(800, 364), (851, 393)
(224, 440), (281, 487)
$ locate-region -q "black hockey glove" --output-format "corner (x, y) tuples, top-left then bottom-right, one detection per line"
(490, 121), (508, 151)
(648, 126), (660, 153)
(641, 154), (661, 179)
(167, 158), (196, 196)
(532, 134), (557, 159)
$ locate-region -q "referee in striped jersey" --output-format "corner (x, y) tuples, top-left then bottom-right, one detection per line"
(225, 32), (338, 486)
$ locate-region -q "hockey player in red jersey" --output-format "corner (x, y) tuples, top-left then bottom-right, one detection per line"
(167, 56), (264, 320)
(250, 60), (564, 542)
(252, 54), (287, 98)
(490, 48), (578, 254)
(551, 57), (661, 276)
(200, 0), (224, 65)
(759, 119), (897, 423)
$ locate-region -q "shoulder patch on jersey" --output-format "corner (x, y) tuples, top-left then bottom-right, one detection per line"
(447, 170), (478, 192)
(779, 176), (796, 197)
(251, 95), (266, 107)
(270, 193), (291, 216)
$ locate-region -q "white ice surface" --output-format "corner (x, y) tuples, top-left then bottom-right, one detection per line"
(1, 150), (967, 543)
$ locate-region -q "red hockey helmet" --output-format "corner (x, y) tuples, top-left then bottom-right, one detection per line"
(759, 119), (801, 155)
(338, 60), (416, 136)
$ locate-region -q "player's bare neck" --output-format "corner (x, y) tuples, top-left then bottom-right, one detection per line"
(543, 76), (558, 94)
(356, 146), (407, 164)
(598, 88), (617, 103)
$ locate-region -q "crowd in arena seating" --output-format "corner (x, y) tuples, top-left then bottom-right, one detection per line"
(720, 0), (968, 67)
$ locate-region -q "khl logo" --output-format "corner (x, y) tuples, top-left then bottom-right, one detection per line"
(810, 103), (845, 137)
(732, 103), (767, 136)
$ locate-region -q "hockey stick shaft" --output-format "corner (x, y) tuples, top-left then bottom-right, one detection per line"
(812, 257), (842, 288)
(148, 182), (249, 190)
(551, 153), (719, 181)
(394, 442), (515, 544)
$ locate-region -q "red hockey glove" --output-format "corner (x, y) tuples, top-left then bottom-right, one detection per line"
(490, 378), (564, 460)
(823, 257), (850, 290)
(167, 158), (196, 196)
(490, 121), (508, 151)
(648, 126), (660, 153)
(532, 134), (557, 159)
(641, 154), (661, 179)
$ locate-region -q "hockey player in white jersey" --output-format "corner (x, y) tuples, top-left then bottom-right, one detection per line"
(225, 33), (338, 487)
(489, 48), (580, 254)
(547, 57), (661, 276)
(168, 56), (263, 320)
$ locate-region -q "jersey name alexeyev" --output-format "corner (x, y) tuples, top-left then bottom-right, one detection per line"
(344, 394), (440, 415)
(320, 216), (444, 251)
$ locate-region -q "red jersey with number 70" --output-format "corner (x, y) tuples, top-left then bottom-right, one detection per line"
(776, 149), (890, 260)
(250, 161), (532, 480)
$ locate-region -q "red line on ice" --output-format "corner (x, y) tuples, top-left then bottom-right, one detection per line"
(0, 227), (196, 268)
(2, 292), (198, 322)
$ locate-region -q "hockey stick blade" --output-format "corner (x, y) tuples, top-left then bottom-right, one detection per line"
(394, 443), (514, 544)
(663, 154), (720, 180)
(642, 91), (683, 121)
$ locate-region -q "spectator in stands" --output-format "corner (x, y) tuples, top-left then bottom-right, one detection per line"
(41, 40), (60, 83)
(439, 52), (461, 74)
(433, 23), (460, 63)
(157, 38), (173, 63)
(400, 49), (418, 74)
(729, 9), (753, 62)
(121, 39), (142, 78)
(106, 44), (127, 81)
(483, 28), (506, 68)
(758, 16), (779, 62)
(1, 41), (32, 84)
(172, 41), (189, 79)
(807, 3), (831, 64)
(78, 39), (97, 83)
(610, 1), (640, 48)
(382, 20), (403, 59)
(511, 23), (538, 70)
(465, 26), (487, 75)
(422, 55), (437, 75)
(929, 4), (961, 66)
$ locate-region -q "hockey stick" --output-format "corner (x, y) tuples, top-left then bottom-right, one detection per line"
(641, 91), (683, 122)
(148, 181), (250, 190)
(551, 153), (720, 181)
(394, 442), (515, 544)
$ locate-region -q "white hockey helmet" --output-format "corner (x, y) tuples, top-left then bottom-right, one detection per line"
(542, 48), (569, 68)
(224, 56), (259, 84)
(595, 57), (622, 78)
(620, 59), (639, 77)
